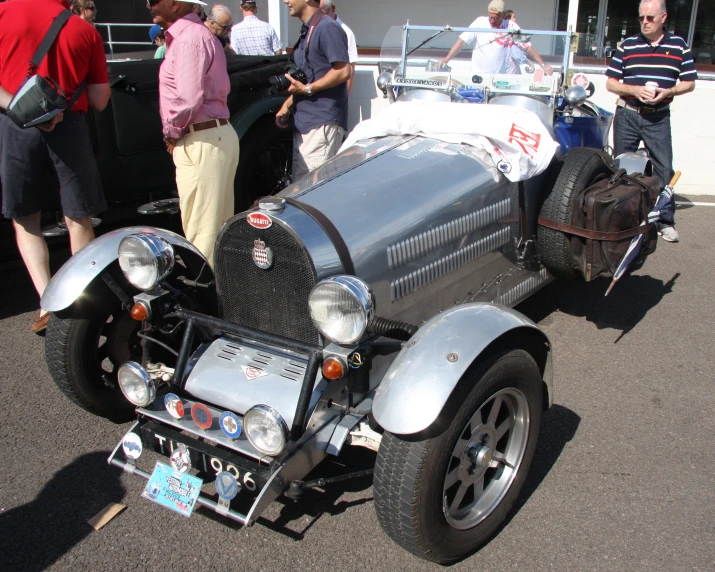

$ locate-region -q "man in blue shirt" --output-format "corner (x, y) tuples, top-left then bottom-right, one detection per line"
(275, 0), (349, 181)
(606, 0), (696, 242)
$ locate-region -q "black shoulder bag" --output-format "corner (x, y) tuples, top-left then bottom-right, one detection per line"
(6, 10), (87, 129)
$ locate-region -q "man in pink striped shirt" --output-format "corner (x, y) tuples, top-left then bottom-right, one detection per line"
(149, 0), (239, 267)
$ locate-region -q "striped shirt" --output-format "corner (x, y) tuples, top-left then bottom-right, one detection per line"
(229, 15), (282, 56)
(606, 30), (698, 108)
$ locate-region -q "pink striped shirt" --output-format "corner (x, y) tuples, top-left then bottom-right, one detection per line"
(159, 13), (230, 139)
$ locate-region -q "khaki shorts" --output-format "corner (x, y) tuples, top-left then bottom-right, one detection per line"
(292, 124), (345, 182)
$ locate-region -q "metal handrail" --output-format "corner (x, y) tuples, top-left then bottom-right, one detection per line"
(95, 23), (155, 59)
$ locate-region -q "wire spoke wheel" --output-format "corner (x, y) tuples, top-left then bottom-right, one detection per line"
(443, 388), (529, 530)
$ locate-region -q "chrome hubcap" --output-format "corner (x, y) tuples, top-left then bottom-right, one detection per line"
(442, 388), (530, 530)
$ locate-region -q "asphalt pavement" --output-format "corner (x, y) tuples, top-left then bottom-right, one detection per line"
(0, 200), (713, 571)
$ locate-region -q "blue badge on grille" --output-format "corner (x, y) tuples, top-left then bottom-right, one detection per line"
(219, 411), (242, 439)
(215, 471), (240, 501)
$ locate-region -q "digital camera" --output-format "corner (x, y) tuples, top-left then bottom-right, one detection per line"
(268, 63), (309, 93)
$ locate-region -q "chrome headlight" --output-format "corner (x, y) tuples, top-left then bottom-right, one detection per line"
(118, 234), (174, 291)
(308, 276), (374, 344)
(243, 405), (289, 456)
(117, 361), (156, 407)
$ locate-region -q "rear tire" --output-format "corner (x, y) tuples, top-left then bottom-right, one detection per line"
(234, 116), (292, 212)
(45, 287), (140, 421)
(373, 348), (543, 564)
(537, 148), (613, 278)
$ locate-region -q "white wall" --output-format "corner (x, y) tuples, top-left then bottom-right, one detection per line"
(348, 66), (714, 196)
(287, 0), (558, 46)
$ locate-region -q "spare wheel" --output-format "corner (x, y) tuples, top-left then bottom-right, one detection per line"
(537, 147), (613, 279)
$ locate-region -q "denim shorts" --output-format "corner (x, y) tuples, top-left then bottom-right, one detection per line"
(0, 111), (107, 219)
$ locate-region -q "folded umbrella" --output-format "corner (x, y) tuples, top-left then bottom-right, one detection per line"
(605, 171), (680, 296)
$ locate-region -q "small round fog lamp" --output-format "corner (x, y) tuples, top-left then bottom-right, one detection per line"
(117, 361), (156, 407)
(243, 405), (289, 456)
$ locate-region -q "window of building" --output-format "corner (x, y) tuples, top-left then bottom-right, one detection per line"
(557, 0), (714, 70)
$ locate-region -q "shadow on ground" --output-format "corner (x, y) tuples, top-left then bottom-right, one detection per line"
(198, 447), (377, 541)
(518, 272), (680, 342)
(0, 451), (125, 572)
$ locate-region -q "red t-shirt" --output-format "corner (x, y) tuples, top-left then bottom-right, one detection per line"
(0, 0), (108, 113)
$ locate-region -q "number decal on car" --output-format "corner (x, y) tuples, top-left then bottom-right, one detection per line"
(154, 434), (258, 491)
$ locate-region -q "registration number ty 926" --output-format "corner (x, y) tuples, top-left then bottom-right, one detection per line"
(154, 434), (257, 491)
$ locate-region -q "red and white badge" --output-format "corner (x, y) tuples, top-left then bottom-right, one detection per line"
(252, 239), (273, 270)
(241, 365), (268, 380)
(164, 393), (185, 420)
(571, 73), (589, 88)
(169, 446), (191, 473)
(246, 212), (272, 229)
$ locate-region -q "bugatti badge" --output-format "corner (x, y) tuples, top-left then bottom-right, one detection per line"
(252, 239), (273, 270)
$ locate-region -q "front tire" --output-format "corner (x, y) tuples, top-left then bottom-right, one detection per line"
(45, 287), (140, 421)
(373, 348), (543, 564)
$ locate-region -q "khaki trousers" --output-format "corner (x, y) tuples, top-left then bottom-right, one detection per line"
(173, 123), (239, 267)
(292, 124), (345, 181)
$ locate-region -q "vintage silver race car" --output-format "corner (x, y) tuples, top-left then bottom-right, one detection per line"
(41, 26), (653, 564)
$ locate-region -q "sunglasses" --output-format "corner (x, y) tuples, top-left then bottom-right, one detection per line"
(638, 14), (662, 23)
(212, 20), (232, 31)
(488, 14), (503, 21)
(85, 4), (96, 9)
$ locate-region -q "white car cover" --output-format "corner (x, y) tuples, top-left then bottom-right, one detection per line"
(340, 101), (561, 182)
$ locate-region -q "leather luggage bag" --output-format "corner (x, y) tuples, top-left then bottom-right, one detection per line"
(539, 169), (661, 281)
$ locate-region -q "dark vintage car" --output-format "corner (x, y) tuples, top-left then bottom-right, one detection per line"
(0, 54), (292, 257)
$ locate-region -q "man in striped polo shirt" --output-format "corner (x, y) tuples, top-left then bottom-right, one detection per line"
(606, 0), (697, 243)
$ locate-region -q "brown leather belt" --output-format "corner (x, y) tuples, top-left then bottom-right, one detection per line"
(617, 98), (669, 115)
(190, 118), (229, 133)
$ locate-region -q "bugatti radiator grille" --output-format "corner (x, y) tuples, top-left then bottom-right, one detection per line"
(215, 217), (319, 344)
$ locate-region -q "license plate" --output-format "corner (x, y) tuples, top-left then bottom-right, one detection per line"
(140, 422), (266, 492)
(142, 462), (203, 517)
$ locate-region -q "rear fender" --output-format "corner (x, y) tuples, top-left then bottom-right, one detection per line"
(372, 303), (553, 436)
(41, 227), (210, 312)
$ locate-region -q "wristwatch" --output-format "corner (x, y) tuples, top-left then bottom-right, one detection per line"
(305, 84), (314, 96)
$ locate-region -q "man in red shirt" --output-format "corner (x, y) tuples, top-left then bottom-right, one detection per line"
(0, 0), (110, 333)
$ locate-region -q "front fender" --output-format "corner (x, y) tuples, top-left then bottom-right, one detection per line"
(41, 227), (208, 312)
(372, 303), (553, 435)
(231, 95), (287, 139)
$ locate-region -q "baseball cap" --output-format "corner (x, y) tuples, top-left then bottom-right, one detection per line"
(176, 0), (208, 5)
(241, 0), (257, 4)
(148, 24), (162, 42)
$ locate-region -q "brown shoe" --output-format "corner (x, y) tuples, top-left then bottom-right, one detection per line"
(31, 311), (50, 335)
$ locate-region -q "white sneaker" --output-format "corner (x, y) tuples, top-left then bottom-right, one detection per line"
(658, 227), (680, 242)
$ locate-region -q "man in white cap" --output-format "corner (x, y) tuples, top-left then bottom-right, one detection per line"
(440, 0), (552, 75)
(148, 0), (239, 267)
